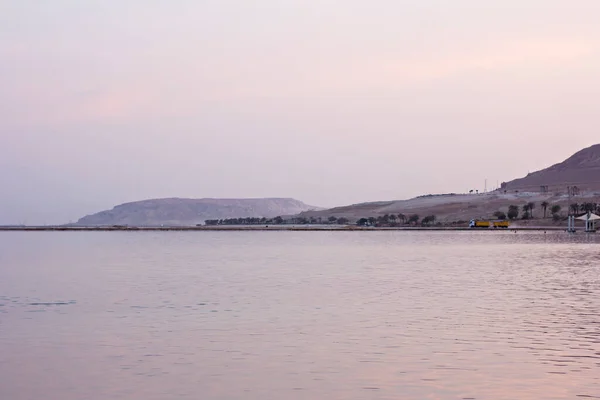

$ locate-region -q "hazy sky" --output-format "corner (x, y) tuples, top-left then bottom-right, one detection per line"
(2, 1), (600, 224)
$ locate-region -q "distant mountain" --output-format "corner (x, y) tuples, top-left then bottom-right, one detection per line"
(502, 144), (600, 192)
(75, 198), (321, 226)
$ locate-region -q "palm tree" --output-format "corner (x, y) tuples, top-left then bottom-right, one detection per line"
(527, 202), (535, 219)
(522, 204), (530, 219)
(570, 203), (579, 215)
(541, 201), (549, 218)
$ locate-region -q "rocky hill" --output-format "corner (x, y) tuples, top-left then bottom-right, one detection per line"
(76, 198), (321, 226)
(502, 144), (600, 192)
(297, 144), (600, 224)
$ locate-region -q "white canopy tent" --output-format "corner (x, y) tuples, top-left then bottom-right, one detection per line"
(576, 213), (600, 221)
(575, 212), (600, 232)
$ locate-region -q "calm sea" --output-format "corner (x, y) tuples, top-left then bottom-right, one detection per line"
(1, 231), (599, 400)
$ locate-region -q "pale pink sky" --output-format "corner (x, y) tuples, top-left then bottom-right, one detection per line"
(1, 0), (600, 224)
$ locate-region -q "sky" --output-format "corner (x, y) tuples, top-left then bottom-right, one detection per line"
(1, 0), (600, 224)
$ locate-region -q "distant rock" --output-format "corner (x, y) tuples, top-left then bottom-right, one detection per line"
(75, 198), (321, 226)
(502, 144), (600, 192)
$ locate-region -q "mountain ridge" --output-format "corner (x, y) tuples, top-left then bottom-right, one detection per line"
(76, 197), (321, 226)
(502, 144), (600, 192)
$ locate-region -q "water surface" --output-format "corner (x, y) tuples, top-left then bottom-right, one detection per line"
(1, 231), (599, 399)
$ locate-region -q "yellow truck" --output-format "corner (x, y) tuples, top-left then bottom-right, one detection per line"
(469, 220), (490, 228)
(493, 221), (510, 228)
(469, 219), (510, 228)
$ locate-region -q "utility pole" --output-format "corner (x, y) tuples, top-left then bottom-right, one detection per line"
(567, 185), (575, 233)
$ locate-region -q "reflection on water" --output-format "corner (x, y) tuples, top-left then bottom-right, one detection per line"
(1, 231), (599, 400)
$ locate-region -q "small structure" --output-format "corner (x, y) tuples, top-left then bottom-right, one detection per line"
(576, 212), (600, 233)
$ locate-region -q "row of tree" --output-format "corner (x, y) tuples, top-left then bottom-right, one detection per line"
(492, 203), (561, 221)
(493, 201), (600, 222)
(205, 217), (279, 226)
(203, 216), (350, 226)
(356, 214), (437, 226)
(568, 202), (600, 214)
(205, 213), (438, 227)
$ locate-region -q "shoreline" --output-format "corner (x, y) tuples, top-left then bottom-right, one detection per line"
(0, 225), (577, 232)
